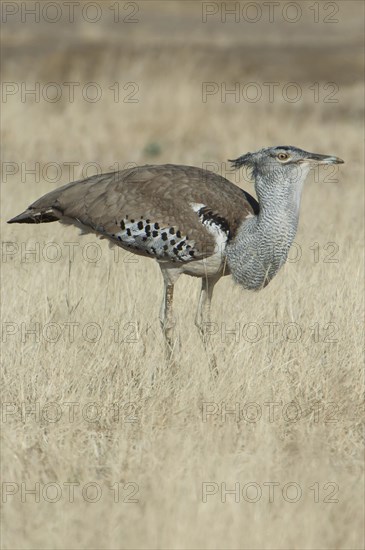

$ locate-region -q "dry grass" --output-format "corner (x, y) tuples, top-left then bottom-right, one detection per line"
(1, 2), (364, 549)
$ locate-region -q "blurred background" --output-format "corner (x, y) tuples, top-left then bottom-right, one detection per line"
(2, 0), (363, 180)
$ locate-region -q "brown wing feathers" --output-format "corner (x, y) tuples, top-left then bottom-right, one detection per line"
(8, 164), (258, 259)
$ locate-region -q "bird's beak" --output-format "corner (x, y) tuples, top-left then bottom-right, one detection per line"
(302, 153), (344, 165)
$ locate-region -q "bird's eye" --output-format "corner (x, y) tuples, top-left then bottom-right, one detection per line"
(277, 152), (289, 161)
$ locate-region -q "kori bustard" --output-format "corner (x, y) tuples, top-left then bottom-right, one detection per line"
(8, 146), (343, 352)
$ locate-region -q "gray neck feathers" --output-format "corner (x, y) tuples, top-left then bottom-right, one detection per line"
(226, 167), (308, 290)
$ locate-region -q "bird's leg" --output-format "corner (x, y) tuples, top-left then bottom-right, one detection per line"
(195, 276), (217, 340)
(160, 282), (175, 353)
(159, 268), (179, 362)
(195, 277), (219, 375)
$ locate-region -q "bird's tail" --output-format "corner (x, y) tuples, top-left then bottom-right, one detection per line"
(7, 207), (61, 224)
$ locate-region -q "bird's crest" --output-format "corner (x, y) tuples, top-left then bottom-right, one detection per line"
(228, 152), (258, 179)
(228, 153), (253, 171)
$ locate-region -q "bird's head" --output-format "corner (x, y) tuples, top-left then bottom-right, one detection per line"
(229, 146), (344, 185)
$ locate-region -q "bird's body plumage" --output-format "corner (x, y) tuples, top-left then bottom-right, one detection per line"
(10, 164), (258, 278)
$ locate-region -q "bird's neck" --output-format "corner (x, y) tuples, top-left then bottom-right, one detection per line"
(225, 173), (305, 290)
(256, 173), (303, 232)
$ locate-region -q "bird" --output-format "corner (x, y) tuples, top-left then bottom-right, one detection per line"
(8, 146), (343, 355)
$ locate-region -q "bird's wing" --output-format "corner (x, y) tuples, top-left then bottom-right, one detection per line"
(12, 165), (258, 262)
